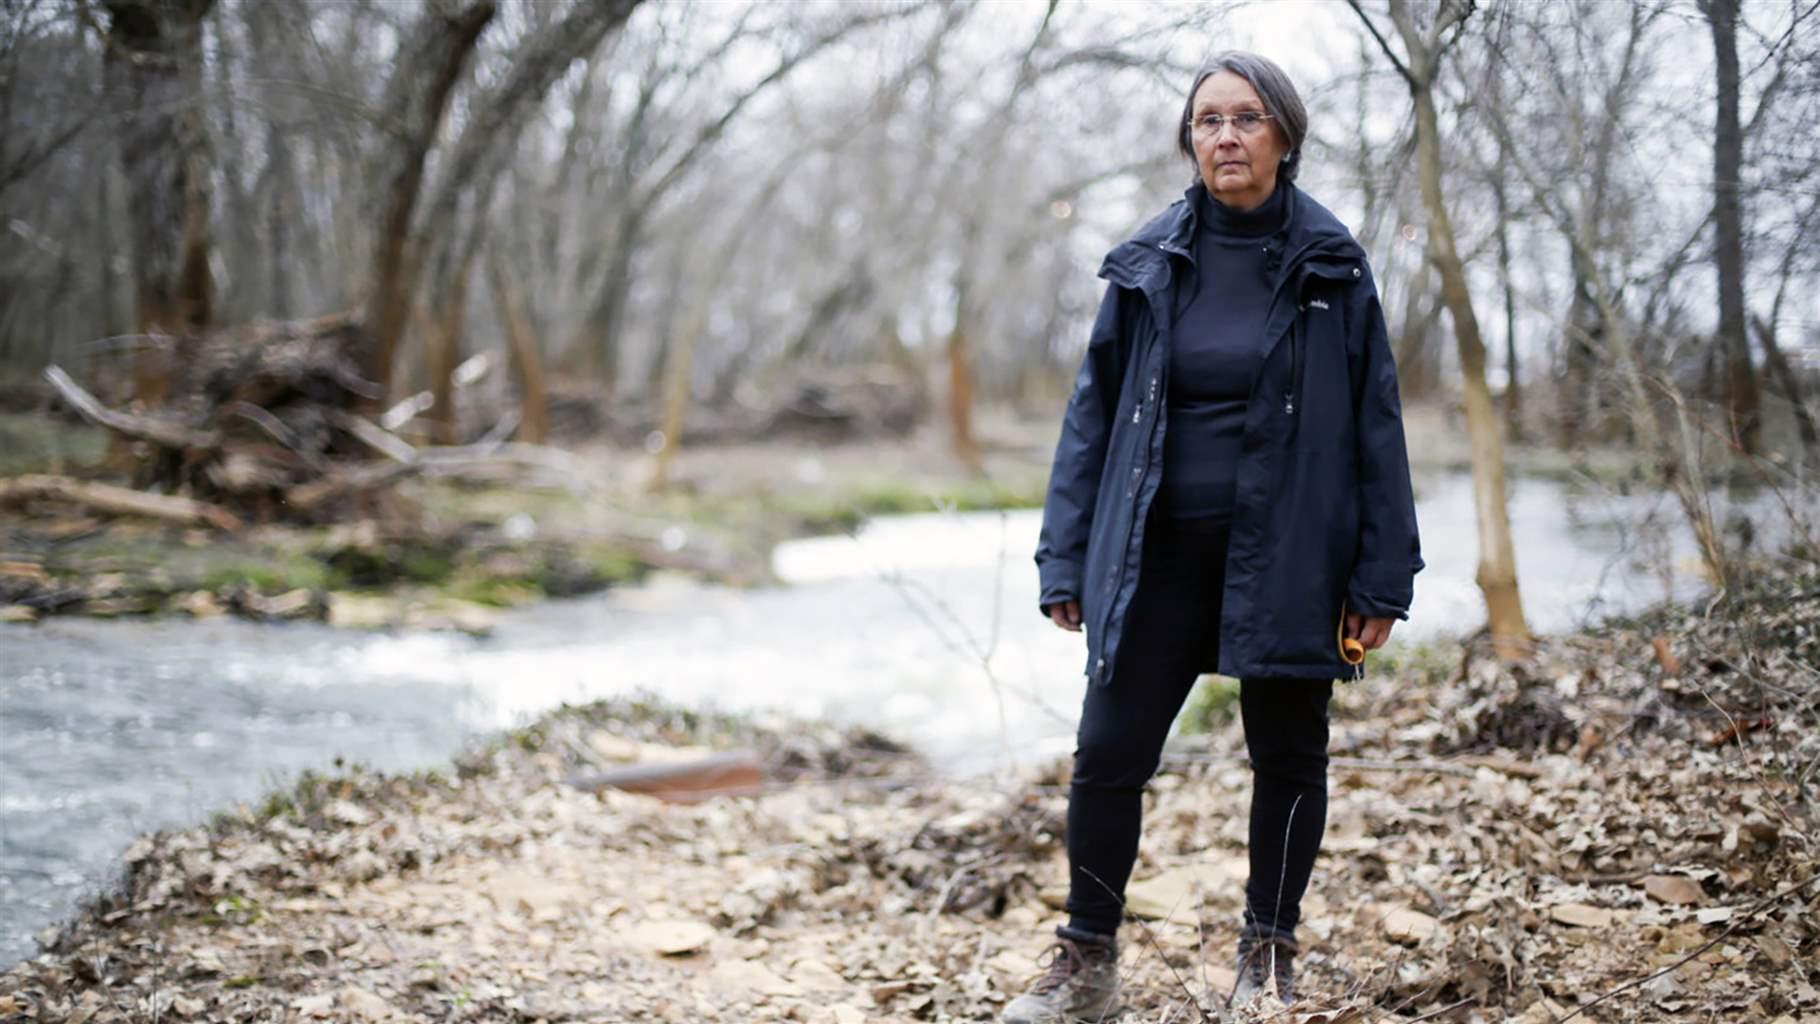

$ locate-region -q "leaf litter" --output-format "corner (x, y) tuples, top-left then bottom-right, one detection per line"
(3, 563), (1818, 1023)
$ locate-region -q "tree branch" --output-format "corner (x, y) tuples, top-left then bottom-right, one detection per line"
(1347, 0), (1415, 85)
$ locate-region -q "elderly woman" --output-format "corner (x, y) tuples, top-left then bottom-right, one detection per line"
(1009, 52), (1422, 1021)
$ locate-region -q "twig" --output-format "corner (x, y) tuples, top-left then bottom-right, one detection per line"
(1078, 865), (1212, 1023)
(1161, 752), (1491, 779)
(222, 401), (327, 472)
(1555, 872), (1820, 1023)
(1402, 997), (1475, 1022)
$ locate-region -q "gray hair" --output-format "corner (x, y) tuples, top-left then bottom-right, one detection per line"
(1176, 51), (1308, 184)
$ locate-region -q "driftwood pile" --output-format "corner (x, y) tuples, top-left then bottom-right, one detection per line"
(30, 314), (575, 527)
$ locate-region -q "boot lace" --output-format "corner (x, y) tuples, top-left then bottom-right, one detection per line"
(1030, 936), (1102, 995)
(1237, 933), (1298, 1000)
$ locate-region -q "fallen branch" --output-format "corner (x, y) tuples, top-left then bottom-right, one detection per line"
(223, 401), (327, 473)
(44, 364), (220, 451)
(0, 473), (240, 530)
(284, 461), (417, 515)
(330, 410), (420, 465)
(564, 751), (765, 803)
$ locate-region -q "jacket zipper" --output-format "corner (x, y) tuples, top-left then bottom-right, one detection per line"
(1100, 241), (1187, 681)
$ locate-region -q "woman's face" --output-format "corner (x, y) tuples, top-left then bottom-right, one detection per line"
(1190, 71), (1289, 212)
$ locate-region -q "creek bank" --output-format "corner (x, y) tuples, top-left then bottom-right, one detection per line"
(4, 559), (1817, 1023)
(1, 405), (1050, 632)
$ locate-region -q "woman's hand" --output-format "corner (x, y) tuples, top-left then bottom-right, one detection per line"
(1047, 600), (1083, 632)
(1345, 612), (1395, 650)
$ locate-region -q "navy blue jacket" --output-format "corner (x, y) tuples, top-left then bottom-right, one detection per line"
(1035, 182), (1422, 684)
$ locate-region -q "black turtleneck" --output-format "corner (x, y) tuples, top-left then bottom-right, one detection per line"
(1160, 182), (1289, 523)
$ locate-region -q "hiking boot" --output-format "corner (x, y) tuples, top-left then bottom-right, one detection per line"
(1000, 927), (1119, 1023)
(1229, 931), (1298, 1006)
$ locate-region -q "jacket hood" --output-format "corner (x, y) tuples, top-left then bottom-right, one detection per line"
(1100, 181), (1365, 292)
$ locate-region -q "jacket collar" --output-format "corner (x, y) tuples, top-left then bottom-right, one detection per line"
(1098, 180), (1365, 294)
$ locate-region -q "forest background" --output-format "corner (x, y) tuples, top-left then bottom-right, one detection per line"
(2, 0), (1816, 639)
(2, 0), (1820, 1020)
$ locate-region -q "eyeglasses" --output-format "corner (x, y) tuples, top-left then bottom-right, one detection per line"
(1187, 111), (1276, 138)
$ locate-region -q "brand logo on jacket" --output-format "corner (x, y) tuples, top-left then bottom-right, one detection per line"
(1304, 298), (1330, 311)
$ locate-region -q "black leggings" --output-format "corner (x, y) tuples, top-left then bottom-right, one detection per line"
(1064, 516), (1332, 942)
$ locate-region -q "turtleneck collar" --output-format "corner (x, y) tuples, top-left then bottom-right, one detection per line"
(1194, 181), (1289, 240)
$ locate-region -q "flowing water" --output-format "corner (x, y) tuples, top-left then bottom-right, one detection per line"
(0, 469), (1770, 965)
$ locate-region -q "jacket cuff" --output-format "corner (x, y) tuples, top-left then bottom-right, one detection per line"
(1037, 559), (1082, 617)
(1346, 578), (1411, 621)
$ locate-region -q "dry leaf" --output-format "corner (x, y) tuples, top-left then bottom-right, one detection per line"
(1755, 934), (1794, 966)
(1643, 874), (1705, 906)
(1549, 903), (1614, 928)
(1124, 860), (1245, 920)
(1381, 907), (1439, 945)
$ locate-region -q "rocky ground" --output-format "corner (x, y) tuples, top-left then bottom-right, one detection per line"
(3, 557), (1817, 1024)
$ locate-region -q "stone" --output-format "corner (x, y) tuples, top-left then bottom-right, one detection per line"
(707, 958), (801, 998)
(174, 590), (224, 618)
(630, 919), (717, 956)
(336, 986), (395, 1021)
(789, 957), (848, 993)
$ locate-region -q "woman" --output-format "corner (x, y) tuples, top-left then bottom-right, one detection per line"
(1008, 52), (1422, 1021)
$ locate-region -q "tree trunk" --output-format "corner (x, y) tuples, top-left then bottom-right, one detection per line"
(425, 253), (475, 447)
(1560, 249), (1604, 446)
(488, 248), (549, 445)
(1412, 86), (1531, 659)
(104, 0), (216, 404)
(567, 213), (641, 396)
(1703, 0), (1762, 455)
(946, 281), (984, 474)
(1752, 316), (1819, 457)
(1492, 170), (1522, 442)
(647, 291), (706, 493)
(266, 120), (294, 318)
(1393, 258), (1440, 400)
(358, 0), (497, 400)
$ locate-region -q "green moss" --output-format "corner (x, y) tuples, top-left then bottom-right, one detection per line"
(0, 412), (109, 476)
(398, 546), (455, 584)
(198, 558), (332, 594)
(1175, 674), (1241, 735)
(576, 544), (651, 587)
(255, 790), (295, 823)
(448, 576), (543, 608)
(782, 473), (1048, 536)
(1368, 637), (1462, 688)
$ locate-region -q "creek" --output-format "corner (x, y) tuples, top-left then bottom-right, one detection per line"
(0, 469), (1753, 965)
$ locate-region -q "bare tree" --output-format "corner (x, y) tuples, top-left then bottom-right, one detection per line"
(1700, 0), (1764, 456)
(1351, 0), (1532, 658)
(357, 0), (497, 400)
(100, 0), (216, 406)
